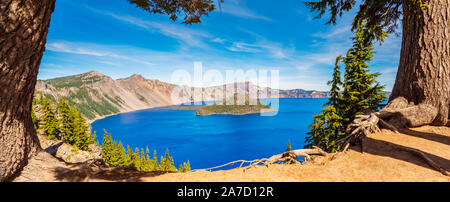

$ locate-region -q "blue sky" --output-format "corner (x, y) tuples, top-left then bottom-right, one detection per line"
(39, 0), (401, 91)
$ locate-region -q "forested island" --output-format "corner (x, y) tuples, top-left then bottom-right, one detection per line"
(172, 94), (275, 116)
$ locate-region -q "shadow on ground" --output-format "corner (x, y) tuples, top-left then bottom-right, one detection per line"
(53, 165), (171, 182)
(356, 131), (450, 174)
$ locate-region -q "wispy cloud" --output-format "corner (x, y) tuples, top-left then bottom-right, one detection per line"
(46, 41), (154, 66)
(219, 0), (271, 21)
(47, 42), (107, 56)
(211, 37), (225, 44)
(224, 29), (295, 59)
(227, 42), (261, 53)
(313, 26), (352, 39)
(87, 7), (212, 49)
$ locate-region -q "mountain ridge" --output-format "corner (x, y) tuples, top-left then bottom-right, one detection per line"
(35, 71), (330, 120)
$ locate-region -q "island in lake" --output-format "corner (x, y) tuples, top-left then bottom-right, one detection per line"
(171, 94), (276, 116)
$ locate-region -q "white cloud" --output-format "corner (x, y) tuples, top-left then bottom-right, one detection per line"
(87, 7), (212, 49)
(212, 37), (225, 44)
(46, 42), (107, 57)
(46, 41), (154, 66)
(313, 26), (352, 39)
(227, 42), (261, 53)
(219, 0), (271, 21)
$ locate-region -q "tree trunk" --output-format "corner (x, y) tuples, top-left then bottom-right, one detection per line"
(388, 0), (449, 127)
(0, 0), (55, 181)
(343, 0), (449, 149)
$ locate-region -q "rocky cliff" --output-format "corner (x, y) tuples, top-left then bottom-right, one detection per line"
(36, 71), (330, 120)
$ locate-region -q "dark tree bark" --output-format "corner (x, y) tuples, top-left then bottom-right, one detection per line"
(344, 0), (449, 148)
(0, 0), (55, 181)
(387, 0), (450, 127)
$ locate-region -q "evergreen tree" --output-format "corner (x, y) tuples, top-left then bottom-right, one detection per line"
(110, 141), (126, 166)
(341, 21), (387, 127)
(125, 145), (134, 167)
(152, 150), (160, 171)
(101, 130), (113, 164)
(305, 21), (386, 152)
(57, 99), (75, 144)
(160, 148), (177, 172)
(133, 148), (142, 171)
(286, 140), (292, 152)
(179, 160), (191, 173)
(41, 97), (59, 140)
(305, 56), (346, 152)
(72, 109), (91, 151)
(184, 161), (191, 172)
(31, 104), (39, 131)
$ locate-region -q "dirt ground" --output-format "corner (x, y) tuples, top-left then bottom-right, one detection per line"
(14, 125), (450, 182)
(140, 126), (450, 182)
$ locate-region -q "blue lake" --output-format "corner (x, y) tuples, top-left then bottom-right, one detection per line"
(92, 98), (328, 170)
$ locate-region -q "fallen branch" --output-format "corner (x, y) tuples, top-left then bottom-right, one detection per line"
(193, 146), (328, 172)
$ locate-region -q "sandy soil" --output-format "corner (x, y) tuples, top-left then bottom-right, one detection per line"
(139, 126), (450, 182)
(14, 125), (449, 182)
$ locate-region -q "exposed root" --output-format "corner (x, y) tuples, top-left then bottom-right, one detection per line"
(342, 96), (447, 150)
(193, 146), (328, 172)
(340, 113), (386, 148)
(396, 147), (450, 177)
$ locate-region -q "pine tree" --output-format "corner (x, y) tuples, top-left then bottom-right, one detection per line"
(134, 148), (141, 171)
(341, 21), (387, 127)
(41, 97), (59, 140)
(101, 130), (113, 165)
(184, 161), (191, 172)
(152, 150), (160, 171)
(31, 104), (39, 131)
(305, 21), (387, 153)
(125, 145), (134, 167)
(305, 56), (346, 152)
(110, 141), (126, 166)
(286, 140), (292, 152)
(57, 99), (75, 144)
(179, 160), (191, 173)
(160, 148), (177, 172)
(73, 109), (91, 151)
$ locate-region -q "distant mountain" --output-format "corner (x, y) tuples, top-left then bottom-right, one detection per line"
(35, 71), (330, 120)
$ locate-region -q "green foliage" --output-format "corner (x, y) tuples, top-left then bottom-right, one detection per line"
(65, 87), (120, 120)
(305, 22), (387, 153)
(160, 148), (177, 172)
(127, 0), (221, 24)
(286, 140), (292, 152)
(41, 96), (59, 140)
(179, 160), (191, 173)
(304, 0), (430, 43)
(196, 94), (271, 115)
(72, 110), (93, 151)
(32, 96), (94, 151)
(46, 73), (103, 89)
(341, 21), (388, 127)
(42, 72), (121, 120)
(100, 130), (186, 172)
(31, 104), (39, 130)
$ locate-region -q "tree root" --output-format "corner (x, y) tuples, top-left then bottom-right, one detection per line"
(194, 146), (328, 172)
(342, 97), (446, 149)
(396, 147), (450, 177)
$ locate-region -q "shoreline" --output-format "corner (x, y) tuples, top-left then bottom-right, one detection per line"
(89, 97), (327, 126)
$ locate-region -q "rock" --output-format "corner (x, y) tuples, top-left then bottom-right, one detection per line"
(38, 134), (102, 163)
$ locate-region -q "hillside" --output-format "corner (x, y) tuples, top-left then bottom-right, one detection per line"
(35, 71), (330, 120)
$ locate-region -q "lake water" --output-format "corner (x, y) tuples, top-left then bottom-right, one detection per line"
(92, 98), (328, 170)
